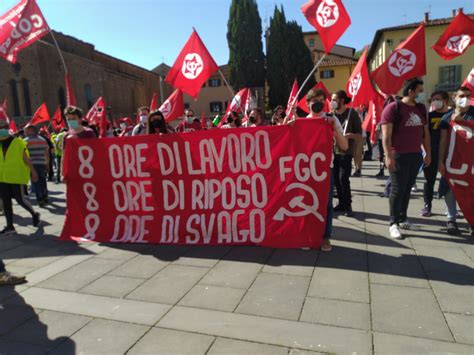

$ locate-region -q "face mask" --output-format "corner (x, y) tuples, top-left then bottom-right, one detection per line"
(415, 92), (426, 103)
(67, 120), (80, 130)
(120, 123), (127, 130)
(0, 128), (9, 138)
(186, 117), (193, 124)
(431, 100), (444, 111)
(311, 102), (324, 114)
(140, 115), (148, 124)
(330, 100), (339, 110)
(152, 120), (162, 129)
(456, 97), (469, 109)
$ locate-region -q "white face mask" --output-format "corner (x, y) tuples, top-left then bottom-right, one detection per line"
(415, 92), (426, 103)
(120, 123), (127, 130)
(456, 97), (469, 109)
(431, 100), (444, 111)
(140, 115), (148, 124)
(330, 100), (339, 110)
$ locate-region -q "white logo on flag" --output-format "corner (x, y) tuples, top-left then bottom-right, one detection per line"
(468, 69), (474, 86)
(181, 53), (204, 80)
(388, 49), (417, 77)
(230, 94), (242, 110)
(316, 0), (339, 28)
(348, 73), (362, 97)
(446, 34), (471, 54)
(159, 100), (172, 119)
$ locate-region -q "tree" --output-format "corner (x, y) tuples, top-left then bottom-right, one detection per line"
(266, 7), (315, 109)
(227, 0), (266, 90)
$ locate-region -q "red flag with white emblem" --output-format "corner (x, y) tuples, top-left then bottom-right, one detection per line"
(346, 46), (376, 107)
(219, 88), (249, 127)
(0, 99), (18, 134)
(371, 24), (426, 95)
(85, 97), (105, 126)
(462, 68), (474, 105)
(432, 10), (474, 60)
(301, 0), (351, 54)
(362, 92), (385, 144)
(165, 29), (219, 99)
(0, 0), (50, 63)
(159, 89), (184, 123)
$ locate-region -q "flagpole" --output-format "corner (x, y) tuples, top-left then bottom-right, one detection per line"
(49, 30), (68, 74)
(218, 69), (235, 98)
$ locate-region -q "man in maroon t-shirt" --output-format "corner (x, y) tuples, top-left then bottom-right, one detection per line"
(381, 78), (431, 239)
(176, 109), (202, 133)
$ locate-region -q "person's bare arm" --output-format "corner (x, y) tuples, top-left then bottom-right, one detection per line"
(422, 124), (431, 167)
(381, 123), (395, 172)
(23, 151), (38, 182)
(438, 129), (448, 176)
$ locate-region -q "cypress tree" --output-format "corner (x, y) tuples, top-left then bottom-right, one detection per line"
(227, 0), (266, 89)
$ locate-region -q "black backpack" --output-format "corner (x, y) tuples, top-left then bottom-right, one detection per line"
(383, 95), (426, 135)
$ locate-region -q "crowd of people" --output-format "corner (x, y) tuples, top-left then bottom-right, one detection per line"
(0, 78), (473, 286)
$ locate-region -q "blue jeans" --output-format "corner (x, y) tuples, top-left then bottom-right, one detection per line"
(445, 188), (458, 222)
(32, 165), (48, 202)
(324, 169), (334, 240)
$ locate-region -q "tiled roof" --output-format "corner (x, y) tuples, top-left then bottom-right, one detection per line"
(320, 56), (357, 67)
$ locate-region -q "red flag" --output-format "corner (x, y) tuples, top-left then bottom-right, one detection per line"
(65, 73), (77, 106)
(150, 93), (158, 112)
(301, 0), (351, 54)
(0, 0), (50, 63)
(462, 68), (474, 91)
(219, 88), (250, 127)
(0, 99), (18, 134)
(30, 103), (50, 125)
(99, 101), (108, 138)
(362, 92), (385, 144)
(51, 106), (66, 132)
(432, 10), (474, 60)
(286, 79), (299, 119)
(346, 46), (376, 107)
(40, 125), (50, 139)
(85, 97), (105, 125)
(297, 82), (331, 113)
(165, 30), (219, 99)
(371, 24), (426, 95)
(159, 89), (184, 123)
(201, 111), (206, 129)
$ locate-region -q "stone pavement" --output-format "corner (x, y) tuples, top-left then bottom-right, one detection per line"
(0, 161), (473, 355)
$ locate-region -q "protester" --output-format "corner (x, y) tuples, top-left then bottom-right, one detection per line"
(132, 106), (150, 136)
(24, 124), (50, 207)
(39, 129), (55, 182)
(243, 108), (263, 127)
(176, 109), (202, 132)
(420, 90), (450, 217)
(288, 88), (348, 252)
(0, 119), (41, 236)
(0, 259), (26, 285)
(381, 78), (431, 239)
(147, 110), (168, 135)
(119, 117), (134, 137)
(438, 86), (474, 236)
(221, 111), (241, 128)
(331, 90), (362, 217)
(54, 129), (67, 183)
(374, 125), (385, 177)
(352, 106), (366, 177)
(271, 105), (286, 126)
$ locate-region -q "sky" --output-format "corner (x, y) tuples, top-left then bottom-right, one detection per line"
(1, 0), (473, 70)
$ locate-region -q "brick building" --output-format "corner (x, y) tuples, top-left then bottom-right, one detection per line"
(0, 31), (167, 126)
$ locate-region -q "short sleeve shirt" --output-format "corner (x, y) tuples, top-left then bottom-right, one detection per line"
(335, 108), (362, 155)
(440, 106), (474, 130)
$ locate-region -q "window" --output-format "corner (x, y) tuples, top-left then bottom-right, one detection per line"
(210, 101), (223, 113)
(84, 84), (93, 109)
(22, 79), (32, 116)
(308, 38), (315, 48)
(208, 79), (221, 87)
(320, 70), (334, 79)
(9, 80), (20, 117)
(439, 65), (462, 85)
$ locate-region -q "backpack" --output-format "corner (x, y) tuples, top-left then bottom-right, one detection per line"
(384, 95), (426, 135)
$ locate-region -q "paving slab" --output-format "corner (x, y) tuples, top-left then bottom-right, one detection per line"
(428, 272), (474, 315)
(178, 284), (245, 312)
(79, 275), (144, 298)
(236, 272), (309, 321)
(208, 338), (288, 355)
(0, 303), (41, 335)
(16, 287), (170, 326)
(262, 249), (318, 276)
(200, 260), (263, 289)
(300, 296), (371, 330)
(128, 327), (214, 355)
(49, 318), (148, 355)
(108, 254), (169, 279)
(173, 246), (233, 268)
(444, 313), (474, 345)
(158, 306), (372, 354)
(371, 284), (453, 341)
(0, 340), (47, 355)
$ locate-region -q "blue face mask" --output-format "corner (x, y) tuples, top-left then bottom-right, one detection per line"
(0, 128), (9, 138)
(67, 120), (80, 130)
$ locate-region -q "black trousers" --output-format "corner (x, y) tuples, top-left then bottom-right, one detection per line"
(389, 153), (423, 225)
(422, 146), (439, 208)
(56, 155), (62, 182)
(0, 259), (5, 273)
(334, 154), (353, 209)
(0, 183), (36, 228)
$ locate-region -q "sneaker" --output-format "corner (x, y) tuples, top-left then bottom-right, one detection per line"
(411, 184), (419, 193)
(0, 272), (26, 286)
(399, 221), (421, 231)
(446, 221), (460, 235)
(389, 224), (403, 239)
(420, 205), (432, 217)
(344, 207), (354, 217)
(352, 170), (361, 177)
(0, 226), (16, 236)
(375, 169), (385, 178)
(32, 212), (41, 227)
(321, 239), (332, 252)
(333, 204), (345, 212)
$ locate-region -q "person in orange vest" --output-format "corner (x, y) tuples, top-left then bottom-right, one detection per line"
(0, 119), (41, 236)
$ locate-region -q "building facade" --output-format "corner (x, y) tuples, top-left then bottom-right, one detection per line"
(0, 31), (165, 126)
(368, 10), (474, 95)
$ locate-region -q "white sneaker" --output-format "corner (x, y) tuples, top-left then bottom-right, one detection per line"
(399, 221), (421, 231)
(389, 225), (403, 239)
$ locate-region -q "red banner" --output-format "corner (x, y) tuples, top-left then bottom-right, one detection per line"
(445, 121), (474, 225)
(60, 120), (333, 248)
